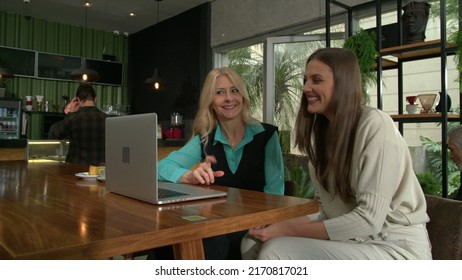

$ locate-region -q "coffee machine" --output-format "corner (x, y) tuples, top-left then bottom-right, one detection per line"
(165, 112), (183, 139)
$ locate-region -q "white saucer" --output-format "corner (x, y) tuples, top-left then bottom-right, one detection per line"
(75, 172), (98, 180)
(97, 175), (106, 182)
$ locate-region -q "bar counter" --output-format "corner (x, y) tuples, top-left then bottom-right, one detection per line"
(0, 138), (28, 160)
(24, 138), (187, 162)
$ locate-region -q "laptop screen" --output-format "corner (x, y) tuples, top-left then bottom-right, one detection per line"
(105, 113), (158, 202)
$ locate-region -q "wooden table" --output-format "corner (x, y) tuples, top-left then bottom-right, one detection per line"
(0, 160), (319, 260)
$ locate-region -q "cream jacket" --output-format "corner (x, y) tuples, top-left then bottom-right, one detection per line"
(309, 106), (428, 241)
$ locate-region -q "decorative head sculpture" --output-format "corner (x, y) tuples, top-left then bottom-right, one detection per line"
(402, 1), (431, 44)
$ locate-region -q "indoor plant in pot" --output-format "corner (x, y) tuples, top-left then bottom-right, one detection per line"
(343, 29), (379, 104)
(430, 0), (461, 88)
(450, 27), (462, 89)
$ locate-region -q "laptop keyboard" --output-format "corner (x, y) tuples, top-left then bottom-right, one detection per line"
(158, 188), (188, 199)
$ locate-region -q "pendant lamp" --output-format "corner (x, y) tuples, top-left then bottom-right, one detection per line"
(0, 64), (14, 80)
(0, 64), (14, 90)
(70, 58), (100, 82)
(145, 0), (164, 92)
(145, 68), (163, 91)
(70, 2), (100, 83)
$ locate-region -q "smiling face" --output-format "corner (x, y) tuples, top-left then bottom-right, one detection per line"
(303, 59), (335, 120)
(211, 75), (243, 122)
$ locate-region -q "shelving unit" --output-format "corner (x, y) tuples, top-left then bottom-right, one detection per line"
(390, 113), (460, 122)
(377, 39), (457, 69)
(381, 38), (458, 121)
(382, 40), (456, 60)
(327, 0), (461, 198)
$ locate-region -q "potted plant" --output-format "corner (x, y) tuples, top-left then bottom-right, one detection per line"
(342, 29), (379, 104)
(283, 153), (315, 198)
(449, 28), (462, 89)
(429, 0), (461, 87)
(417, 133), (461, 198)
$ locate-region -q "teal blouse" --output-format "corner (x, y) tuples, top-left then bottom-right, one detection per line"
(158, 122), (285, 195)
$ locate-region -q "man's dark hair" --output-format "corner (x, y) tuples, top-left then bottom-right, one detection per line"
(76, 83), (96, 101)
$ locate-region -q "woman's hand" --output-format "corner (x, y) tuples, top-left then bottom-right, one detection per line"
(248, 216), (314, 242)
(181, 155), (224, 185)
(248, 223), (286, 242)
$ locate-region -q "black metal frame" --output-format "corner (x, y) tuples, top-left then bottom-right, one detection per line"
(326, 0), (462, 198)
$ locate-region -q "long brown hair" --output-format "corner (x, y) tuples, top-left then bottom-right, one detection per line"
(295, 48), (362, 202)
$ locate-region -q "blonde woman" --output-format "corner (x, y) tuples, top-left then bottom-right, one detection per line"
(152, 67), (284, 260)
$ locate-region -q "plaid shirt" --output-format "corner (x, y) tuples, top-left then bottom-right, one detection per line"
(51, 106), (108, 164)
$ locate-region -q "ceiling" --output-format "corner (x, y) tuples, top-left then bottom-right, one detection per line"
(0, 0), (214, 36)
(0, 1), (398, 38)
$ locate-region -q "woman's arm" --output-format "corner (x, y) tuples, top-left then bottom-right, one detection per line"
(248, 215), (329, 242)
(322, 109), (403, 240)
(263, 131), (285, 195)
(157, 135), (204, 182)
(179, 155), (225, 185)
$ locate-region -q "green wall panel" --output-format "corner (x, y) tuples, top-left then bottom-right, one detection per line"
(0, 10), (128, 112)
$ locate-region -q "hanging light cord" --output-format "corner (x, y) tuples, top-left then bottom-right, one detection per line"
(79, 5), (88, 59)
(70, 2), (100, 82)
(157, 0), (160, 24)
(155, 0), (160, 63)
(83, 6), (87, 56)
(145, 0), (163, 91)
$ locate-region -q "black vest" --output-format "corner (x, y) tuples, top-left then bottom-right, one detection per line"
(201, 123), (277, 192)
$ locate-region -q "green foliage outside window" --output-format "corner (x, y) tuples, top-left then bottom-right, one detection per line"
(228, 43), (312, 153)
(428, 0), (462, 87)
(228, 45), (313, 195)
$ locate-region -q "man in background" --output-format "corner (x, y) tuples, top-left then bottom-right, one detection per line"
(49, 83), (107, 164)
(447, 124), (462, 200)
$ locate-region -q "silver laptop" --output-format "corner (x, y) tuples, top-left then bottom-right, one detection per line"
(105, 113), (227, 204)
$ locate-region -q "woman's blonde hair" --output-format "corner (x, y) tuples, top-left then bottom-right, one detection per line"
(192, 67), (252, 146)
(295, 48), (362, 202)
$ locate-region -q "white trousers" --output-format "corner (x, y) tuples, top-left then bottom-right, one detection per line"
(241, 223), (432, 260)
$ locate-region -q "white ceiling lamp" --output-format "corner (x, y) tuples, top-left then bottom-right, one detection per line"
(145, 0), (164, 92)
(70, 1), (100, 83)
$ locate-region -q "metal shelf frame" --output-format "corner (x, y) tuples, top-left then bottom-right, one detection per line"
(326, 0), (462, 198)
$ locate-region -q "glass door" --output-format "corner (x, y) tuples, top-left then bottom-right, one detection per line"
(220, 34), (345, 153)
(263, 35), (326, 153)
